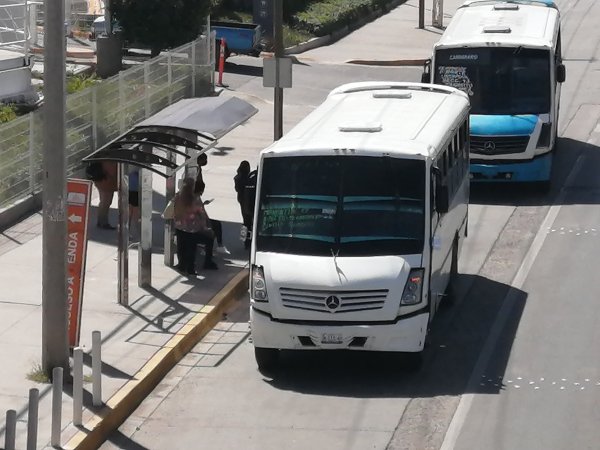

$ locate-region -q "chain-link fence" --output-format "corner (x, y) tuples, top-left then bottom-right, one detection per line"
(0, 35), (214, 210)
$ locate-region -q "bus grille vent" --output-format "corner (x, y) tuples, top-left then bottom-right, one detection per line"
(471, 135), (529, 155)
(279, 287), (388, 314)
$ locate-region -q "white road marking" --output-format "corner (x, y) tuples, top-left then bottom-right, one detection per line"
(440, 155), (586, 450)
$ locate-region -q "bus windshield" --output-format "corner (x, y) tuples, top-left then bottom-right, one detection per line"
(256, 156), (425, 257)
(434, 47), (551, 115)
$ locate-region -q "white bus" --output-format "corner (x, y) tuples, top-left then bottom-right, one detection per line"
(423, 0), (566, 187)
(248, 82), (471, 371)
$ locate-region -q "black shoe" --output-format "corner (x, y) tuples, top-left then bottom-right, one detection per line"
(186, 270), (198, 276)
(174, 264), (186, 273)
(203, 261), (218, 270)
(97, 223), (116, 230)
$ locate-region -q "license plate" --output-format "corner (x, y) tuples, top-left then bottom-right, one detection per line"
(321, 333), (343, 344)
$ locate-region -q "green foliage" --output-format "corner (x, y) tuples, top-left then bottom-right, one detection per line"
(27, 363), (50, 383)
(111, 0), (211, 56)
(0, 104), (17, 124)
(291, 0), (389, 36)
(283, 26), (313, 47)
(67, 74), (99, 94)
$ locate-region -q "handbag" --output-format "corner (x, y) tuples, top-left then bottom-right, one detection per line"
(162, 198), (175, 220)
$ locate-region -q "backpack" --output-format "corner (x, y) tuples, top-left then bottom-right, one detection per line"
(241, 170), (257, 218)
(85, 161), (106, 182)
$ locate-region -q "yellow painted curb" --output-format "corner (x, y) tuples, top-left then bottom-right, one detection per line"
(64, 269), (249, 450)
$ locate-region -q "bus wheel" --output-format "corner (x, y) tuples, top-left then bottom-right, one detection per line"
(444, 239), (459, 307)
(254, 347), (279, 373)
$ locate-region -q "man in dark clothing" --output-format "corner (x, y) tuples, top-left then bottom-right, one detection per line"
(234, 161), (256, 249)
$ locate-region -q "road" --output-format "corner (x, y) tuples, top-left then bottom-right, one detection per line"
(103, 0), (600, 448)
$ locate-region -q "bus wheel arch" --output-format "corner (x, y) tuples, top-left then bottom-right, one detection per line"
(254, 347), (279, 373)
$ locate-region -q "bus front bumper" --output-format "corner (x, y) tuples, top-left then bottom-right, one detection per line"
(470, 152), (552, 183)
(250, 307), (429, 353)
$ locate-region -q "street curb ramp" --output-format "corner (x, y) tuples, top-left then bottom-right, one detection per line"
(64, 269), (249, 450)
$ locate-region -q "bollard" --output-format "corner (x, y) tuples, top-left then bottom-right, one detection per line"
(27, 388), (39, 450)
(217, 38), (226, 86)
(73, 347), (83, 426)
(4, 409), (16, 450)
(92, 331), (102, 406)
(51, 367), (63, 448)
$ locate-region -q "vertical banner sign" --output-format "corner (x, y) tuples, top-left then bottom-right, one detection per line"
(66, 179), (92, 348)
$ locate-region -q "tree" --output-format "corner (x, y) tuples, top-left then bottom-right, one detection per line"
(111, 0), (211, 57)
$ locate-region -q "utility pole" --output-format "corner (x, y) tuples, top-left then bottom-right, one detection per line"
(42, 0), (69, 377)
(273, 0), (283, 140)
(419, 0), (425, 29)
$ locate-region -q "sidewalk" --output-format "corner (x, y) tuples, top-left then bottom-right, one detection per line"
(297, 0), (464, 65)
(0, 1), (466, 448)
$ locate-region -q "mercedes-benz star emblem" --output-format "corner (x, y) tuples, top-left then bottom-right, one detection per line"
(325, 295), (341, 311)
(483, 141), (496, 153)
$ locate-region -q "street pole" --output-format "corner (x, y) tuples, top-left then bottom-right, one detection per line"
(419, 0), (425, 29)
(42, 0), (69, 377)
(273, 0), (284, 141)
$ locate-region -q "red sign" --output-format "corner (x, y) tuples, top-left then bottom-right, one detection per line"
(67, 178), (92, 348)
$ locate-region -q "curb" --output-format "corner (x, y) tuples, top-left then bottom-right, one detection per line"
(346, 58), (429, 67)
(30, 46), (96, 60)
(64, 269), (249, 450)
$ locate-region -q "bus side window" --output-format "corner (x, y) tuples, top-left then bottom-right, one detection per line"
(454, 133), (461, 179)
(443, 150), (448, 177)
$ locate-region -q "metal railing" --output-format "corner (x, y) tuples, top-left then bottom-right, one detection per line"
(0, 35), (214, 210)
(0, 0), (30, 53)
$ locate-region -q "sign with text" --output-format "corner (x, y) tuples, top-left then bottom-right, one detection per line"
(67, 178), (92, 348)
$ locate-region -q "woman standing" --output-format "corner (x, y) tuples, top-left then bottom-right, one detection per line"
(174, 178), (218, 275)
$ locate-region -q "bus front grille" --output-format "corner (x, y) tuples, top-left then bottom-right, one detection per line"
(279, 287), (388, 314)
(470, 135), (529, 155)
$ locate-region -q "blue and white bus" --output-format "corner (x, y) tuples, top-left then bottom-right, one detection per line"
(423, 0), (566, 187)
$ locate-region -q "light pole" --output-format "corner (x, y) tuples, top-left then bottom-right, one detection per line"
(419, 0), (425, 29)
(273, 0), (283, 140)
(42, 0), (69, 377)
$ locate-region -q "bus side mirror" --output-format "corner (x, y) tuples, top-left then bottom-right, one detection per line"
(557, 64), (566, 83)
(421, 59), (432, 84)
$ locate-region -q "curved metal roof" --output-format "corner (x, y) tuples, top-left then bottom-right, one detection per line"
(83, 95), (258, 177)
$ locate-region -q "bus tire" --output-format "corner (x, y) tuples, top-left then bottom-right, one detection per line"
(254, 347), (279, 373)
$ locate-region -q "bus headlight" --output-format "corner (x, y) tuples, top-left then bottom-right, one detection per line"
(401, 269), (424, 306)
(252, 265), (268, 302)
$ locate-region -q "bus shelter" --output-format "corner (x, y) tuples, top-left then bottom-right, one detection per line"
(83, 96), (258, 305)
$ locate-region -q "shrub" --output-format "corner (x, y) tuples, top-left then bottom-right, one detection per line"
(292, 0), (389, 36)
(67, 74), (99, 94)
(0, 104), (17, 124)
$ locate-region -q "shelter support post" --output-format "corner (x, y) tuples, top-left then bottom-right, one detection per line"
(139, 147), (154, 287)
(118, 164), (129, 305)
(164, 153), (177, 267)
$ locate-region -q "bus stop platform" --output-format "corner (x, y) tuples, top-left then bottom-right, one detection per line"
(0, 175), (250, 449)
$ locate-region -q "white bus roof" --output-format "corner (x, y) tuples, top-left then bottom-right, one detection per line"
(261, 82), (470, 159)
(435, 0), (560, 50)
